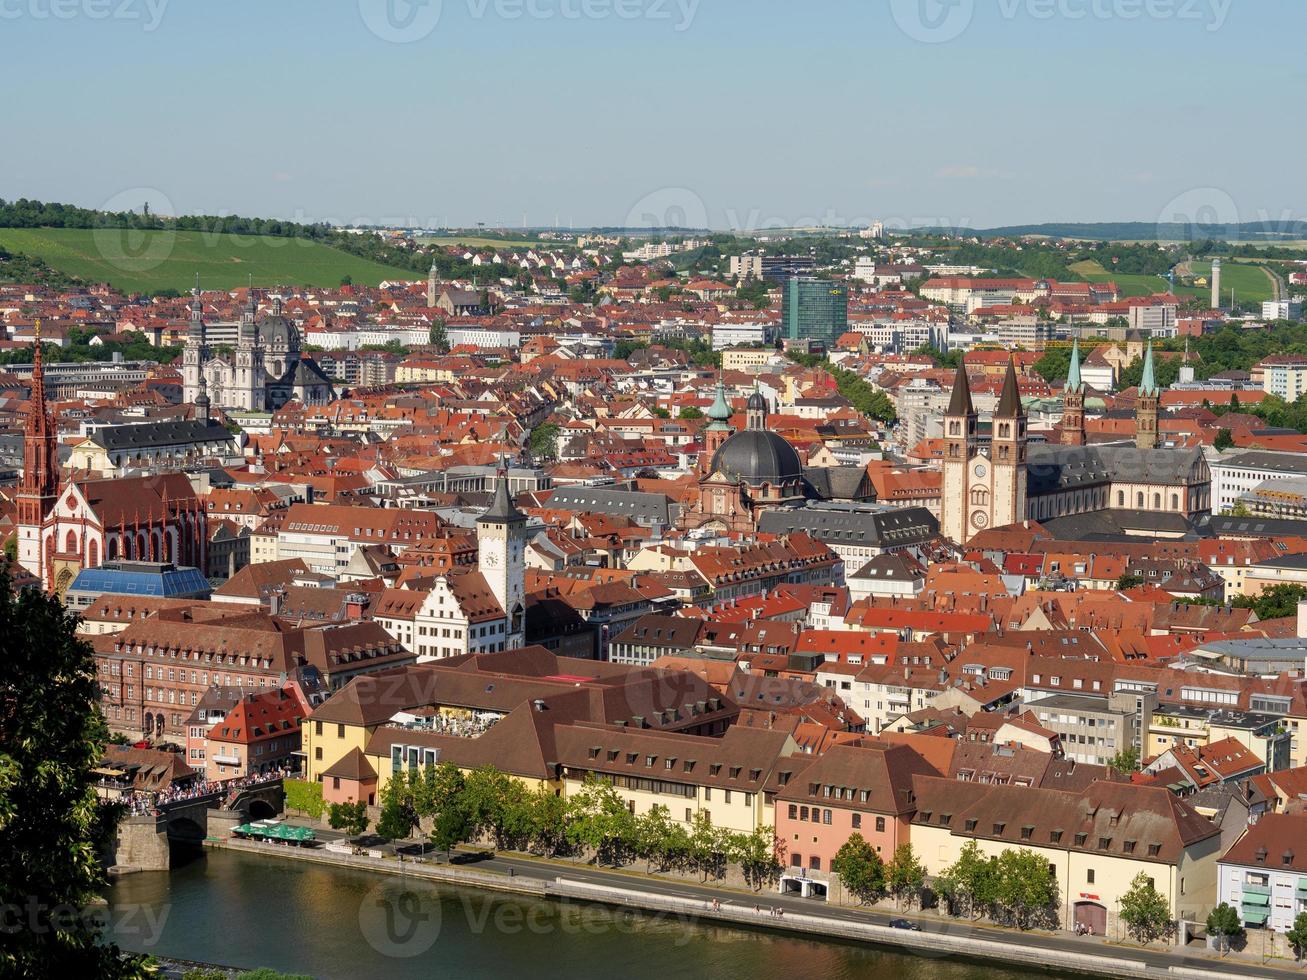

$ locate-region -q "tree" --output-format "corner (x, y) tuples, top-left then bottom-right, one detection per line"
(686, 810), (730, 883)
(886, 843), (927, 910)
(832, 833), (885, 905)
(1207, 902), (1243, 954)
(1214, 428), (1234, 451)
(0, 565), (149, 978)
(429, 319), (449, 353)
(1107, 746), (1141, 775)
(939, 840), (997, 920)
(1116, 573), (1145, 590)
(565, 777), (636, 867)
(529, 422), (560, 461)
(327, 800), (369, 838)
(992, 849), (1059, 930)
(731, 825), (785, 892)
(428, 801), (472, 857)
(1286, 911), (1307, 962)
(375, 772), (417, 842)
(460, 765), (518, 847)
(522, 787), (570, 857)
(1119, 872), (1173, 945)
(678, 405), (703, 420)
(633, 804), (680, 873)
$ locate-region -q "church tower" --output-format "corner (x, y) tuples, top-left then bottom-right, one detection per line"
(234, 291), (266, 411)
(700, 376), (734, 474)
(477, 461), (527, 649)
(17, 322), (60, 579)
(940, 357), (978, 544)
(1136, 340), (1160, 450)
(182, 273), (206, 404)
(1061, 334), (1086, 447)
(427, 259), (438, 308)
(991, 355), (1029, 530)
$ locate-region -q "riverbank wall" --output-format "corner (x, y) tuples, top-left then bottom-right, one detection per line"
(209, 838), (1271, 980)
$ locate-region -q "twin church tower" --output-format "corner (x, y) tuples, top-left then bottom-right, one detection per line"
(940, 339), (1162, 544)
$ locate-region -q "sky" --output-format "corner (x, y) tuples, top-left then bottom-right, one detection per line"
(2, 0), (1304, 231)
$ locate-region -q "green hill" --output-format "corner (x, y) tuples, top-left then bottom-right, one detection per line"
(0, 227), (416, 293)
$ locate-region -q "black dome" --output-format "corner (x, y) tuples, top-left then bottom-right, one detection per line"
(712, 430), (803, 484)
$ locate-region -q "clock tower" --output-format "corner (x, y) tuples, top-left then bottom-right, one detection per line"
(477, 462), (527, 648)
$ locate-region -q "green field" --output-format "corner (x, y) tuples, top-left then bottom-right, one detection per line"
(1185, 259), (1276, 306)
(1067, 259), (1181, 298)
(0, 227), (416, 293)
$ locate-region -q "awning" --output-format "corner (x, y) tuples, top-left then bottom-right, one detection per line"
(1241, 892), (1270, 906)
(1243, 909), (1270, 925)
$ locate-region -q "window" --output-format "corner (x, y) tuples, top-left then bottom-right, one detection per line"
(875, 816), (886, 833)
(852, 814), (861, 829)
(823, 809), (832, 825)
(1087, 869), (1095, 884)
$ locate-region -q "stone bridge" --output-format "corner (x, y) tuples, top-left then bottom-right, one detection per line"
(111, 778), (286, 872)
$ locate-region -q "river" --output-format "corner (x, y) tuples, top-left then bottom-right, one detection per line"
(104, 849), (1070, 980)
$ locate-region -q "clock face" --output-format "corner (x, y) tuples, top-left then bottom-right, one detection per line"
(973, 464), (987, 479)
(484, 552), (500, 568)
(971, 510), (990, 530)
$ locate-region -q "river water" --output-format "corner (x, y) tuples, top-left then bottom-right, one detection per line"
(105, 849), (1068, 980)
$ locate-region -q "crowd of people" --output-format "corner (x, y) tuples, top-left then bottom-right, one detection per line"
(116, 767), (296, 816)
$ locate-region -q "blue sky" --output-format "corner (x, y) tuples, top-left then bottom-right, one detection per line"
(2, 0), (1303, 229)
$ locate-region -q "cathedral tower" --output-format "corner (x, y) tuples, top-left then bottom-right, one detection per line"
(940, 357), (978, 544)
(991, 356), (1029, 530)
(1136, 340), (1160, 450)
(1061, 334), (1086, 447)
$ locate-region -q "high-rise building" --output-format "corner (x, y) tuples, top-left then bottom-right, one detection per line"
(782, 277), (848, 351)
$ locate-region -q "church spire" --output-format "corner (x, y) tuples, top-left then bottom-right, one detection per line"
(995, 355), (1025, 419)
(706, 373), (731, 429)
(946, 356), (975, 417)
(1139, 339), (1158, 397)
(480, 454), (524, 524)
(1065, 334), (1083, 394)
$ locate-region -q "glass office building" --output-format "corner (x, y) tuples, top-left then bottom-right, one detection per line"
(782, 277), (848, 351)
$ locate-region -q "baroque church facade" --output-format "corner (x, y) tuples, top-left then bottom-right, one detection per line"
(181, 282), (335, 412)
(939, 344), (1211, 545)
